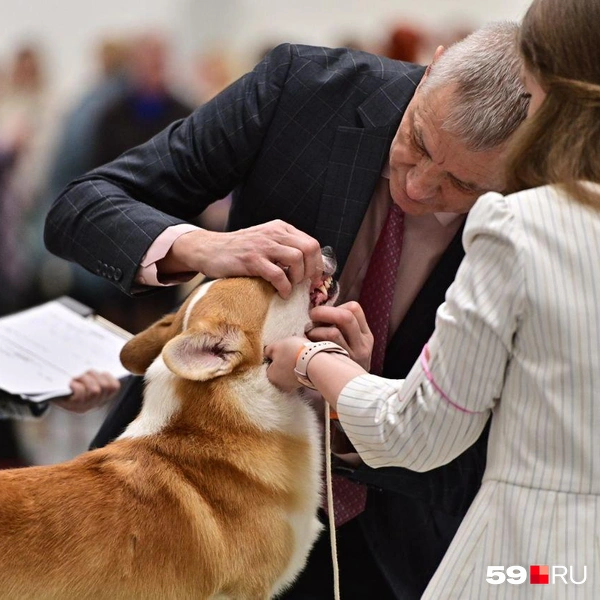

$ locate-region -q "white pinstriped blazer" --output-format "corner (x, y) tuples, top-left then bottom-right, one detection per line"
(337, 185), (600, 598)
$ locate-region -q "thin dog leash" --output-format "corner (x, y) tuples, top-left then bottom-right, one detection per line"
(324, 403), (341, 600)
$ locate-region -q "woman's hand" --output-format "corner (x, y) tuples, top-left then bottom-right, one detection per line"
(306, 301), (373, 370)
(264, 336), (307, 392)
(52, 370), (121, 414)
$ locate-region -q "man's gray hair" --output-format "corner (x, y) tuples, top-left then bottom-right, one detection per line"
(421, 21), (528, 151)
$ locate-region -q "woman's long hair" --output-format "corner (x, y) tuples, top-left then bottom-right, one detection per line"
(506, 0), (600, 209)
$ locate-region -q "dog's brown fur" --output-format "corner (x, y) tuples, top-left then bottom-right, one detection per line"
(0, 278), (323, 599)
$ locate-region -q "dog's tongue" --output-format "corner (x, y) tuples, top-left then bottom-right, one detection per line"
(309, 275), (333, 307)
(310, 288), (327, 307)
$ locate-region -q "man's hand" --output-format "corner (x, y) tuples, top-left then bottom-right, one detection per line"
(306, 302), (373, 370)
(52, 370), (121, 414)
(159, 220), (324, 298)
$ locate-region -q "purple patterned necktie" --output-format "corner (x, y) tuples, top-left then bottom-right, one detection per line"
(358, 202), (405, 376)
(325, 201), (405, 528)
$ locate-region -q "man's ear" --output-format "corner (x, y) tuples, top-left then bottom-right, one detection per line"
(162, 324), (247, 381)
(120, 313), (180, 375)
(421, 45), (446, 82)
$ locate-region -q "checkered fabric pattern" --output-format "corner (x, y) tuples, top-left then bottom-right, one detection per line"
(44, 44), (423, 294)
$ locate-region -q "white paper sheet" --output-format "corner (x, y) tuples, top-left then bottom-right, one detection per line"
(0, 301), (132, 402)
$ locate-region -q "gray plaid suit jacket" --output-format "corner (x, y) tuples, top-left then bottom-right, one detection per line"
(45, 44), (488, 598)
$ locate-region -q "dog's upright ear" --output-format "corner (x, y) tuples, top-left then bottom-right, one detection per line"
(162, 322), (249, 381)
(120, 313), (180, 375)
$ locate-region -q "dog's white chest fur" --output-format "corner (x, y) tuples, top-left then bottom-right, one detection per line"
(233, 368), (324, 595)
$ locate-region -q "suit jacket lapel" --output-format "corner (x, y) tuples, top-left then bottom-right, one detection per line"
(315, 66), (425, 273)
(315, 124), (394, 271)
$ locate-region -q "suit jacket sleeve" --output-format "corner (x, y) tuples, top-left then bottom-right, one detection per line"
(44, 44), (297, 296)
(341, 427), (489, 515)
(0, 393), (49, 420)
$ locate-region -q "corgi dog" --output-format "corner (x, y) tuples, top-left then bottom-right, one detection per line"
(0, 257), (338, 599)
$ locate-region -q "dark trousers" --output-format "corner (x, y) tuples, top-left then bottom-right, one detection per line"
(0, 420), (28, 469)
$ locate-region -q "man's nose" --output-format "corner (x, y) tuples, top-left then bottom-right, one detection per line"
(405, 162), (442, 200)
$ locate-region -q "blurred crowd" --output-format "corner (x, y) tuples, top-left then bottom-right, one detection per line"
(0, 32), (231, 334)
(0, 20), (472, 467)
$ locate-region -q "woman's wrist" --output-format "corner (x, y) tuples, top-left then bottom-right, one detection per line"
(305, 348), (368, 411)
(294, 341), (349, 390)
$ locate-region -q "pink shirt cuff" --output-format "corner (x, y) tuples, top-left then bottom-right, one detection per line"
(136, 224), (200, 286)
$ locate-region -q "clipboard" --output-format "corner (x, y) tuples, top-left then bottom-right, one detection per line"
(0, 297), (133, 404)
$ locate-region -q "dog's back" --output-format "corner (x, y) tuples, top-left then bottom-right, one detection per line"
(0, 277), (326, 599)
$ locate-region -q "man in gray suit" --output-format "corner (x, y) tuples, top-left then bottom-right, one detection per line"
(45, 23), (528, 599)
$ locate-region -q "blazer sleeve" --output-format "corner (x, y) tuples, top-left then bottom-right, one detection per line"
(339, 423), (489, 515)
(44, 44), (297, 296)
(0, 393), (49, 420)
(337, 193), (526, 506)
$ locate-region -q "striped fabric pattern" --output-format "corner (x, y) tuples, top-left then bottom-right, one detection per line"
(337, 186), (600, 597)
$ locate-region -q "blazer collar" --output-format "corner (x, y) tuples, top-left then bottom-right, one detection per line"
(357, 65), (426, 129)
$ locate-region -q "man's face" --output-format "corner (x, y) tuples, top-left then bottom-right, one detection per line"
(388, 83), (507, 215)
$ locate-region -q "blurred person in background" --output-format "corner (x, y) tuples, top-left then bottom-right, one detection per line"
(0, 125), (29, 316)
(381, 24), (425, 63)
(91, 31), (191, 168)
(80, 31), (192, 333)
(0, 136), (30, 469)
(0, 44), (58, 308)
(188, 48), (239, 232)
(0, 43), (124, 469)
(0, 44), (57, 470)
(46, 37), (130, 201)
(45, 22), (528, 598)
(40, 37), (131, 328)
(190, 48), (238, 105)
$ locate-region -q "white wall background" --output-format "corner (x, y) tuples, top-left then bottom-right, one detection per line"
(3, 0), (532, 97)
